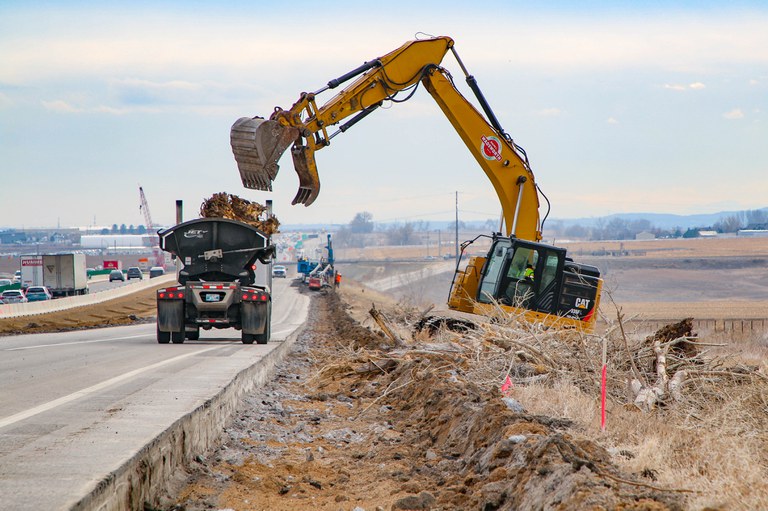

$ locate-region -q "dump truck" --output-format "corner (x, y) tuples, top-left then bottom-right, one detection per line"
(155, 217), (275, 344)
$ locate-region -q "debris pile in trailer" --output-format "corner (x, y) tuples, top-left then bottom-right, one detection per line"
(199, 192), (280, 235)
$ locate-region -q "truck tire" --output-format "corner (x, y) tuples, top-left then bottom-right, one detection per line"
(186, 328), (200, 341)
(241, 333), (255, 344)
(254, 303), (272, 345)
(157, 325), (170, 344)
(171, 330), (185, 344)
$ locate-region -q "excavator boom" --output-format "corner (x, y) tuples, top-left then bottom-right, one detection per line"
(230, 36), (540, 240)
(231, 36), (453, 207)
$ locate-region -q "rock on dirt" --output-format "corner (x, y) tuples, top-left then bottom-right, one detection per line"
(156, 290), (684, 511)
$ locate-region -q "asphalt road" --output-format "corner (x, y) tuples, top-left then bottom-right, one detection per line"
(0, 278), (309, 510)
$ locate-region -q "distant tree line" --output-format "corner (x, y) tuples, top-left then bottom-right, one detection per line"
(546, 209), (768, 240)
(99, 224), (148, 235)
(331, 209), (768, 245)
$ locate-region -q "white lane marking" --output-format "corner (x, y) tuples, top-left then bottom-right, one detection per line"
(3, 334), (150, 351)
(0, 346), (221, 430)
(270, 328), (296, 337)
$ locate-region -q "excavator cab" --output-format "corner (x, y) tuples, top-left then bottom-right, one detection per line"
(450, 236), (602, 330)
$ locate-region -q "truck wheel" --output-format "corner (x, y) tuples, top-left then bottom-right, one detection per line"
(255, 304), (272, 345)
(157, 325), (170, 344)
(171, 331), (185, 344)
(241, 333), (255, 344)
(186, 328), (200, 341)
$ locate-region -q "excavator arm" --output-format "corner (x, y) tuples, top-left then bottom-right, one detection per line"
(231, 35), (542, 240)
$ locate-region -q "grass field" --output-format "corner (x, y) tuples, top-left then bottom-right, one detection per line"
(337, 235), (768, 335)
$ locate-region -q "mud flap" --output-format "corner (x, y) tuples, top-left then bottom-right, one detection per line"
(241, 301), (269, 335)
(157, 301), (185, 332)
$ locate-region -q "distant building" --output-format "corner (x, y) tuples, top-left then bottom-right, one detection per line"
(698, 230), (718, 237)
(635, 231), (655, 240)
(737, 229), (768, 237)
(80, 234), (151, 249)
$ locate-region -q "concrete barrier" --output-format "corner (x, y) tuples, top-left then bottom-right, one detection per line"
(71, 317), (306, 511)
(0, 274), (176, 319)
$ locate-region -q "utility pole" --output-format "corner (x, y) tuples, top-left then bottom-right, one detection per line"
(455, 191), (459, 261)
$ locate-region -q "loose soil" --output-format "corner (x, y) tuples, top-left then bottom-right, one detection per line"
(0, 284), (161, 337)
(2, 247), (766, 509)
(156, 288), (684, 511)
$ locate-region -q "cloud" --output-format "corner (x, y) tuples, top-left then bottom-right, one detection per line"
(723, 108), (745, 119)
(606, 117), (619, 124)
(664, 82), (705, 91)
(2, 8), (768, 85)
(41, 99), (81, 113)
(0, 92), (12, 109)
(538, 108), (562, 117)
(111, 78), (202, 92)
(750, 79), (759, 86)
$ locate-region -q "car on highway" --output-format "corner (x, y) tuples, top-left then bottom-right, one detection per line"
(1, 289), (27, 304)
(109, 269), (125, 282)
(13, 270), (21, 282)
(25, 286), (52, 302)
(0, 279), (12, 288)
(126, 267), (143, 280)
(149, 266), (165, 278)
(272, 265), (287, 278)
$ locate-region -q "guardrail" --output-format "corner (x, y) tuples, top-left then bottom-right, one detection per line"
(0, 274), (176, 319)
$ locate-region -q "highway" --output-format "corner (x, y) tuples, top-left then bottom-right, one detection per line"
(0, 277), (309, 510)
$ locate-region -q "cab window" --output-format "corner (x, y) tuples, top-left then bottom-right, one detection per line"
(477, 240), (511, 303)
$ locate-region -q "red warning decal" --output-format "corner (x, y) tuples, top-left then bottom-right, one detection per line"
(481, 135), (502, 161)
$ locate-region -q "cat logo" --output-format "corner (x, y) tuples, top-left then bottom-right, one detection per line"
(575, 298), (591, 309)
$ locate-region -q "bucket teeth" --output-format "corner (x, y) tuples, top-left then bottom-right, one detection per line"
(230, 117), (298, 191)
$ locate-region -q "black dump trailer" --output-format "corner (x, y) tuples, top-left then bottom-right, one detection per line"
(155, 218), (275, 344)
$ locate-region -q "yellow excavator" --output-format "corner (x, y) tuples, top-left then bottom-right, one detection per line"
(230, 35), (602, 331)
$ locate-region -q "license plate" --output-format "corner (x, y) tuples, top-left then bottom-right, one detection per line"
(203, 293), (222, 302)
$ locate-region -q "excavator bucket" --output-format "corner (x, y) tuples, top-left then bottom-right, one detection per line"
(230, 117), (299, 191)
(290, 144), (320, 206)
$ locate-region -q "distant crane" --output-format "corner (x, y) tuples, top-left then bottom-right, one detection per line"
(139, 186), (165, 268)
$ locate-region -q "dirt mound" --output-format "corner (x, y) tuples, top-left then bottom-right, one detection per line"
(0, 285), (160, 336)
(161, 290), (684, 511)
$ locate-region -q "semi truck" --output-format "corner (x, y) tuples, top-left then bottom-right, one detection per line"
(20, 253), (89, 297)
(155, 217), (274, 344)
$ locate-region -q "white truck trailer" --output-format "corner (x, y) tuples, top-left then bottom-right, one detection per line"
(20, 253), (89, 297)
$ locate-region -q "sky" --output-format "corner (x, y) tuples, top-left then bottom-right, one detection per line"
(1, 0), (766, 230)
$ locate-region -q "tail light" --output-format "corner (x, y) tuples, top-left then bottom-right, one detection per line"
(242, 290), (270, 302)
(158, 287), (184, 300)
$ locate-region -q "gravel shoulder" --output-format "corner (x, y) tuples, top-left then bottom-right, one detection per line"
(155, 285), (683, 511)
